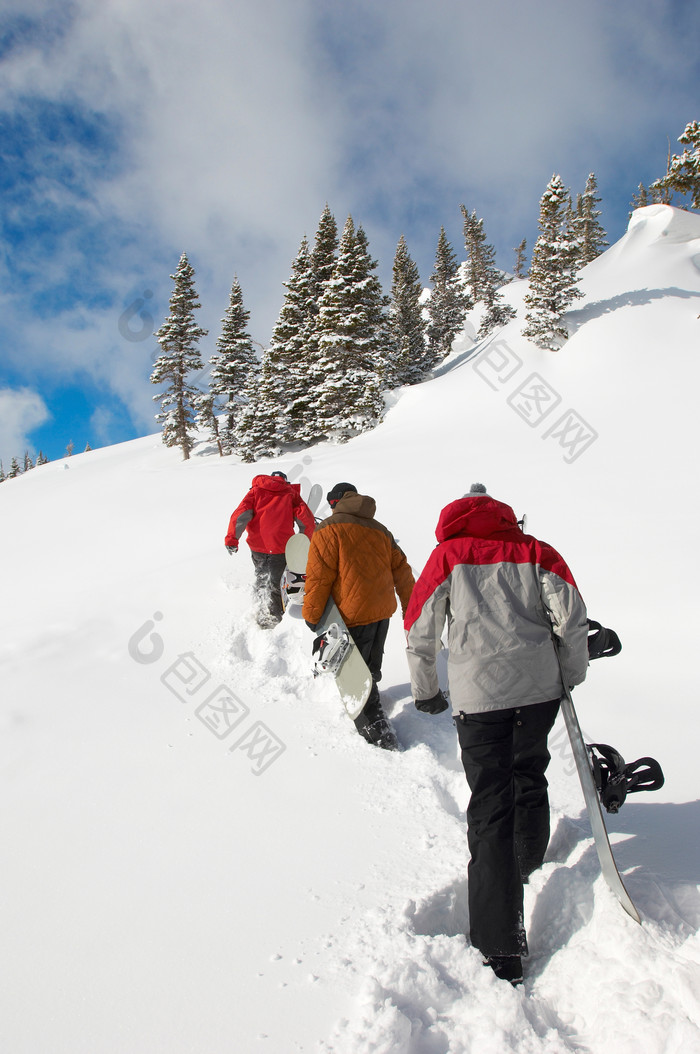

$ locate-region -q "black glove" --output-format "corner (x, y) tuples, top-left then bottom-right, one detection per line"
(415, 690), (449, 715)
(226, 544), (238, 554)
(305, 620), (317, 632)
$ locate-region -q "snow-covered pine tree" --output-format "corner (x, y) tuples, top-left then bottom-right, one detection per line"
(576, 173), (608, 264)
(651, 121), (700, 209)
(23, 451), (34, 471)
(630, 182), (649, 214)
(388, 235), (427, 386)
(84, 443), (92, 453)
(234, 350), (282, 462)
(522, 174), (583, 351)
(194, 393), (224, 457)
(309, 204), (339, 305)
(268, 236), (319, 446)
(460, 205), (515, 339)
(207, 275), (256, 452)
(513, 239), (528, 279)
(9, 457), (21, 478)
(315, 216), (386, 441)
(0, 462), (5, 482)
(461, 206), (513, 335)
(151, 253), (209, 461)
(36, 451), (48, 466)
(425, 226), (469, 370)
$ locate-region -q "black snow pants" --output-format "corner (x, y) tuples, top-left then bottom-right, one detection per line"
(456, 697), (560, 957)
(250, 551), (287, 625)
(347, 619), (395, 747)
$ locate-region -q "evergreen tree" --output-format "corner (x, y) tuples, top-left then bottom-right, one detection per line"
(9, 457), (21, 478)
(23, 451), (34, 471)
(207, 275), (256, 451)
(651, 120), (700, 209)
(309, 204), (339, 304)
(36, 451), (48, 466)
(513, 238), (528, 279)
(194, 393), (224, 457)
(425, 227), (469, 369)
(523, 174), (583, 351)
(84, 442), (92, 453)
(0, 461), (5, 482)
(388, 235), (427, 386)
(630, 182), (649, 214)
(151, 252), (208, 461)
(576, 173), (608, 264)
(460, 205), (515, 338)
(315, 216), (386, 441)
(269, 237), (319, 445)
(235, 351), (282, 462)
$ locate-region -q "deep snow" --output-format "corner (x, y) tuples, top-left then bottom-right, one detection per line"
(1, 205), (700, 1052)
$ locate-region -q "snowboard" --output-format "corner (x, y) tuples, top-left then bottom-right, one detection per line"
(284, 533), (373, 721)
(560, 683), (641, 924)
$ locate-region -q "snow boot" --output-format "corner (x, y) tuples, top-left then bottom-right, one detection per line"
(483, 955), (523, 986)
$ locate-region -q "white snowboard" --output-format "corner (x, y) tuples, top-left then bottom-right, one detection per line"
(285, 533), (372, 720)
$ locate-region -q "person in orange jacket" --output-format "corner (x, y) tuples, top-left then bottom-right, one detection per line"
(302, 482), (414, 749)
(225, 470), (315, 627)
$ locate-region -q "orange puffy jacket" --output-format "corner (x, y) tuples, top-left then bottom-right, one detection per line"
(302, 493), (414, 628)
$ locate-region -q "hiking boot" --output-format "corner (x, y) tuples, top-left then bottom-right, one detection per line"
(483, 955), (523, 986)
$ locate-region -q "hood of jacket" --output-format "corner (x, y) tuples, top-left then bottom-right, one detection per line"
(252, 474), (301, 497)
(332, 492), (377, 521)
(436, 494), (521, 543)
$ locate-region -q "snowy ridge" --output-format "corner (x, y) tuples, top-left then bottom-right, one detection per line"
(1, 207), (700, 1052)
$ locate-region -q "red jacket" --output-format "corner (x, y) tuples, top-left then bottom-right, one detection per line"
(225, 475), (315, 554)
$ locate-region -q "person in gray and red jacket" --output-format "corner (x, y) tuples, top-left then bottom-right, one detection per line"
(225, 471), (315, 627)
(404, 483), (588, 986)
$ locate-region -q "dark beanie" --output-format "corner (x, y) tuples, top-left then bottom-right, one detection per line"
(327, 482), (357, 506)
(270, 470), (288, 480)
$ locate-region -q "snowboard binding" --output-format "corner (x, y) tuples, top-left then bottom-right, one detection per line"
(312, 623), (352, 677)
(587, 619), (622, 660)
(280, 567), (306, 611)
(588, 742), (665, 814)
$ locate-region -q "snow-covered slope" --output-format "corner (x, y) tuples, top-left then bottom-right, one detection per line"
(1, 205), (700, 1053)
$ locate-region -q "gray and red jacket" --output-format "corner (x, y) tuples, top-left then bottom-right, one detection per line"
(225, 475), (315, 554)
(404, 494), (588, 715)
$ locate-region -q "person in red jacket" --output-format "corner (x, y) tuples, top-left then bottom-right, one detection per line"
(225, 471), (315, 627)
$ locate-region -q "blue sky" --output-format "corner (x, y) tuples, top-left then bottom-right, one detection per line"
(1, 0), (698, 467)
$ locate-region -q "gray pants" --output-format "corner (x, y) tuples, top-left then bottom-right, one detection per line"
(250, 551), (287, 625)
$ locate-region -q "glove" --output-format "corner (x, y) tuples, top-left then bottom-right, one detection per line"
(415, 690), (449, 715)
(226, 545), (238, 554)
(305, 620), (317, 632)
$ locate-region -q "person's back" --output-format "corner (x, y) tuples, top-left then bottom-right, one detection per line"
(404, 483), (588, 985)
(302, 482), (414, 749)
(405, 490), (588, 713)
(303, 490), (413, 629)
(225, 471), (314, 627)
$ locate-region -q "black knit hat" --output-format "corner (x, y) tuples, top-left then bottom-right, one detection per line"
(327, 482), (357, 507)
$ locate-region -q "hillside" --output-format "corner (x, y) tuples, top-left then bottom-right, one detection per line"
(1, 205), (700, 1053)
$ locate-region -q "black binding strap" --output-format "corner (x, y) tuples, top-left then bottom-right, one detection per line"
(588, 742), (665, 814)
(587, 619), (622, 660)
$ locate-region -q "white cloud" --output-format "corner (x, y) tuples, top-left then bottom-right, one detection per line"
(0, 387), (51, 466)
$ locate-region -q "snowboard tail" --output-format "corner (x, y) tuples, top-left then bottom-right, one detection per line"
(560, 686), (641, 924)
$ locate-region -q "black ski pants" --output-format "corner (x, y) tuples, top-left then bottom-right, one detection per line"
(347, 619), (391, 743)
(456, 697), (560, 958)
(250, 551), (287, 624)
